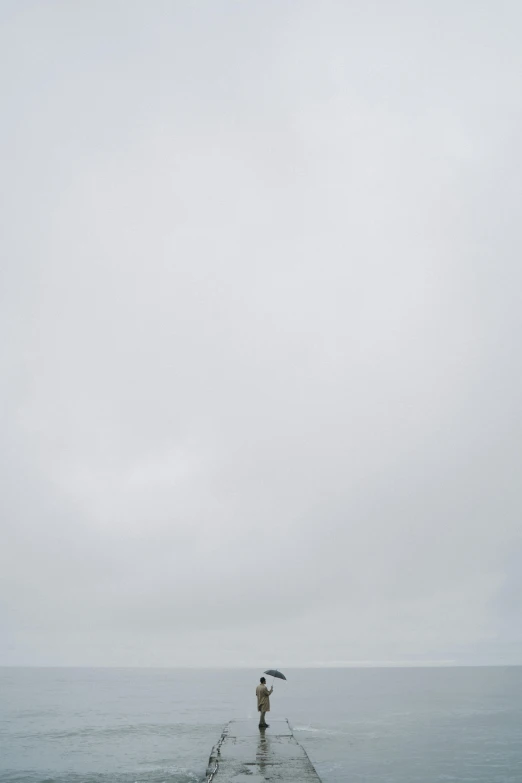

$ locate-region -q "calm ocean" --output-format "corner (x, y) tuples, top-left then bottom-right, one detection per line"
(1, 667), (521, 783)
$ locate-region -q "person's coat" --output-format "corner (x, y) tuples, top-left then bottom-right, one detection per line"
(256, 683), (273, 713)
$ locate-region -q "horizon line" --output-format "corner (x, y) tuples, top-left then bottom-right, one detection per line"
(1, 663), (522, 669)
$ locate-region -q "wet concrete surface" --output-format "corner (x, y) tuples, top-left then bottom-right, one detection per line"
(206, 719), (322, 782)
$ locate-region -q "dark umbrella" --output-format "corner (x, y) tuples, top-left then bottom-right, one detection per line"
(264, 669), (287, 688)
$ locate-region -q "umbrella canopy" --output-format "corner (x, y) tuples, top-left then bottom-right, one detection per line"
(264, 669), (287, 681)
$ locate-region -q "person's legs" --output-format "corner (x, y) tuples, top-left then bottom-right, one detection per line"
(259, 710), (267, 727)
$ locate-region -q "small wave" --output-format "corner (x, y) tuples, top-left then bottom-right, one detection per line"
(133, 769), (200, 783)
(0, 769), (203, 783)
(14, 723), (205, 742)
(293, 725), (322, 732)
(293, 725), (345, 736)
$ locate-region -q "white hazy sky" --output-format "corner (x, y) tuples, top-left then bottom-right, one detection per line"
(1, 1), (522, 667)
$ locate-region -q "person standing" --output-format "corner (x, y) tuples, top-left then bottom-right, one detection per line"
(256, 676), (273, 729)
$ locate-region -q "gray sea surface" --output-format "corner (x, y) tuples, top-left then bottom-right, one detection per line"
(1, 667), (521, 783)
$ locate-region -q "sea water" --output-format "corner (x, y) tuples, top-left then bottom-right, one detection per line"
(1, 667), (521, 783)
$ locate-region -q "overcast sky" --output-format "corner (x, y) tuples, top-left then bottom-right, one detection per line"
(1, 1), (521, 667)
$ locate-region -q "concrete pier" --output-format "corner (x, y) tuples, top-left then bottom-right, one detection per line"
(206, 719), (322, 782)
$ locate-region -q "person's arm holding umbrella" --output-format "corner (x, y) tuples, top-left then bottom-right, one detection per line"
(259, 678), (273, 700)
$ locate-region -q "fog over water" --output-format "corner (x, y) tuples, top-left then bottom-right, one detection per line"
(1, 1), (522, 667)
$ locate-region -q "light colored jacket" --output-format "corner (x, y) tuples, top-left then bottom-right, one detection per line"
(256, 683), (273, 712)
